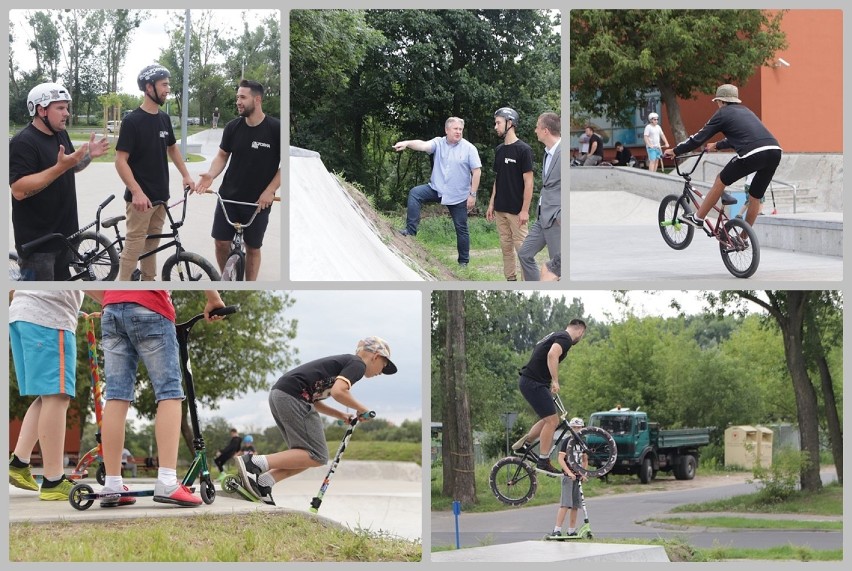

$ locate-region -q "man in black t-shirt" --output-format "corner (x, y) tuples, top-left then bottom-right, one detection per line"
(214, 428), (242, 475)
(9, 82), (109, 280)
(196, 80), (281, 281)
(115, 65), (196, 281)
(582, 126), (604, 166)
(234, 337), (397, 503)
(488, 108), (533, 281)
(512, 319), (587, 474)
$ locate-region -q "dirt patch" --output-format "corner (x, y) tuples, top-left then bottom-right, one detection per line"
(597, 473), (753, 496)
(337, 175), (458, 281)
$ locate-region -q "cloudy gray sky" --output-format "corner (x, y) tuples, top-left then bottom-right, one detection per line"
(196, 290), (423, 432)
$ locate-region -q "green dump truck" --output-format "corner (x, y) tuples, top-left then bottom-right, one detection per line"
(589, 407), (713, 484)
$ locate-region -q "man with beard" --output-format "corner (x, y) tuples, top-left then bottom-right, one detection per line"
(487, 107), (533, 281)
(196, 80), (280, 281)
(115, 65), (196, 280)
(9, 83), (109, 280)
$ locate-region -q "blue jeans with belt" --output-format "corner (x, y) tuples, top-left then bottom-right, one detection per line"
(405, 183), (470, 264)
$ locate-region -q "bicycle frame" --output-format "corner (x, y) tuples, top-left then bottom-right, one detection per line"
(137, 187), (194, 263)
(516, 394), (586, 463)
(669, 150), (739, 239)
(206, 190), (277, 281)
(16, 194), (123, 281)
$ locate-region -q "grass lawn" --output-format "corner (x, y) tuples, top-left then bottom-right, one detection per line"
(10, 512), (421, 562)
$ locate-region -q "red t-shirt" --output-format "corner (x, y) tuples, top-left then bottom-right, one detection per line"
(102, 291), (176, 322)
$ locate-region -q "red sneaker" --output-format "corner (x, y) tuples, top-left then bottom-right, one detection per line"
(101, 485), (137, 507)
(153, 481), (202, 507)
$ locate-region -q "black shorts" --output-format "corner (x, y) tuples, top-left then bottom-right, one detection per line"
(519, 375), (557, 418)
(719, 148), (782, 200)
(211, 201), (271, 249)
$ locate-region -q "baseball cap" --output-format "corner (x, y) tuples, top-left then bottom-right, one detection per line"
(648, 112), (659, 120)
(357, 336), (398, 374)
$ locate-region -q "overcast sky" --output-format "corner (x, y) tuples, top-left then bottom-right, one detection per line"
(196, 290), (423, 432)
(9, 9), (279, 95)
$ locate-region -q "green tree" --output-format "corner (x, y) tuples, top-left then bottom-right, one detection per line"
(101, 10), (147, 95)
(570, 10), (787, 142)
(709, 291), (838, 492)
(27, 11), (62, 82)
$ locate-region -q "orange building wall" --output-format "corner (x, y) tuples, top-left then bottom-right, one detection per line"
(665, 10), (842, 153)
(9, 409), (83, 464)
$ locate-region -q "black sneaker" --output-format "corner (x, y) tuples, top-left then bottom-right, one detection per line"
(397, 228), (414, 237)
(566, 530), (578, 537)
(548, 531), (563, 538)
(244, 476), (275, 505)
(680, 212), (704, 228)
(535, 458), (561, 475)
(511, 436), (531, 455)
(237, 455), (262, 477)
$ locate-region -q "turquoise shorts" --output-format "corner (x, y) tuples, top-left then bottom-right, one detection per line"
(647, 147), (663, 161)
(9, 321), (77, 397)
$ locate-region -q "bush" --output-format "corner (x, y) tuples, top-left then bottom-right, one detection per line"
(750, 448), (810, 503)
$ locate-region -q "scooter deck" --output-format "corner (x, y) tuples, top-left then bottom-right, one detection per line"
(222, 476), (275, 505)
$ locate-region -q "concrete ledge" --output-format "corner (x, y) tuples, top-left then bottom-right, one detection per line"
(431, 541), (670, 563)
(185, 143), (202, 154)
(753, 213), (843, 257)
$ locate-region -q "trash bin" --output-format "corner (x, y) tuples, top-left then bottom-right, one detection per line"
(756, 425), (773, 467)
(724, 425), (759, 469)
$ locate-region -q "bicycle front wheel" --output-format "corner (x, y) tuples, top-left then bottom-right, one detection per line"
(72, 231), (119, 281)
(489, 456), (538, 506)
(658, 194), (694, 250)
(566, 426), (617, 478)
(221, 251), (245, 281)
(719, 218), (760, 278)
(161, 251), (221, 281)
(9, 251), (21, 281)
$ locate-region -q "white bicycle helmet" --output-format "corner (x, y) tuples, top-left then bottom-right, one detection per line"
(27, 82), (71, 117)
(569, 417), (585, 427)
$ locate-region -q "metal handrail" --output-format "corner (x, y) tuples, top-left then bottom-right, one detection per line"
(700, 158), (798, 213)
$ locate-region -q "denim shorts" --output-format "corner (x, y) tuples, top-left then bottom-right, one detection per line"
(101, 303), (184, 402)
(9, 322), (77, 397)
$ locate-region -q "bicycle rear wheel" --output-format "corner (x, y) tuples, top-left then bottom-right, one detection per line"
(161, 251), (221, 281)
(719, 218), (760, 278)
(565, 426), (617, 478)
(221, 251), (245, 281)
(658, 194), (694, 250)
(489, 456), (538, 506)
(9, 251), (21, 281)
(72, 231), (119, 281)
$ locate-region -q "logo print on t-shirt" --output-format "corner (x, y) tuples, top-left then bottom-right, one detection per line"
(252, 141), (271, 149)
(159, 131), (168, 139)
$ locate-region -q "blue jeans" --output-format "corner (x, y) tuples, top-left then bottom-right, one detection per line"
(405, 183), (470, 264)
(101, 303), (184, 402)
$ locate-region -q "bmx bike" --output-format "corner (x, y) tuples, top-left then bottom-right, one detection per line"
(9, 194), (124, 281)
(205, 190), (279, 281)
(657, 148), (760, 278)
(68, 305), (239, 510)
(488, 395), (617, 506)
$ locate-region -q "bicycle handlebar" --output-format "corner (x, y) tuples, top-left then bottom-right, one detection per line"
(671, 147), (706, 178)
(175, 304), (239, 331)
(204, 190), (278, 229)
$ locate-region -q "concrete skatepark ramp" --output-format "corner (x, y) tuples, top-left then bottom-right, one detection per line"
(431, 541), (669, 562)
(289, 147), (427, 281)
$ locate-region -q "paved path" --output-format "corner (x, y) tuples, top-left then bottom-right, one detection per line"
(10, 461), (421, 542)
(569, 191), (842, 282)
(8, 128), (281, 282)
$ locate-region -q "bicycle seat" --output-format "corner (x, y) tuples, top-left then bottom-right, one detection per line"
(721, 192), (737, 206)
(102, 216), (126, 229)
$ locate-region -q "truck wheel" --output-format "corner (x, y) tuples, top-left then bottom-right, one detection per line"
(639, 458), (654, 484)
(675, 455), (697, 480)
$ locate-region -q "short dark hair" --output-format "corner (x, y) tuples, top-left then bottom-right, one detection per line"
(584, 125), (594, 132)
(569, 318), (587, 329)
(615, 141), (623, 147)
(239, 79), (264, 97)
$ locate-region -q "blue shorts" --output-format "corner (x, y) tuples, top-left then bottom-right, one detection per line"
(9, 322), (77, 397)
(101, 303), (184, 402)
(646, 147), (663, 161)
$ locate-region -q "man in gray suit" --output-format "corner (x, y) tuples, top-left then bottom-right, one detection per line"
(519, 112), (562, 280)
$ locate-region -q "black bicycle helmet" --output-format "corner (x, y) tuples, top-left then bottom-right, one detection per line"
(137, 65), (171, 91)
(494, 107), (520, 127)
